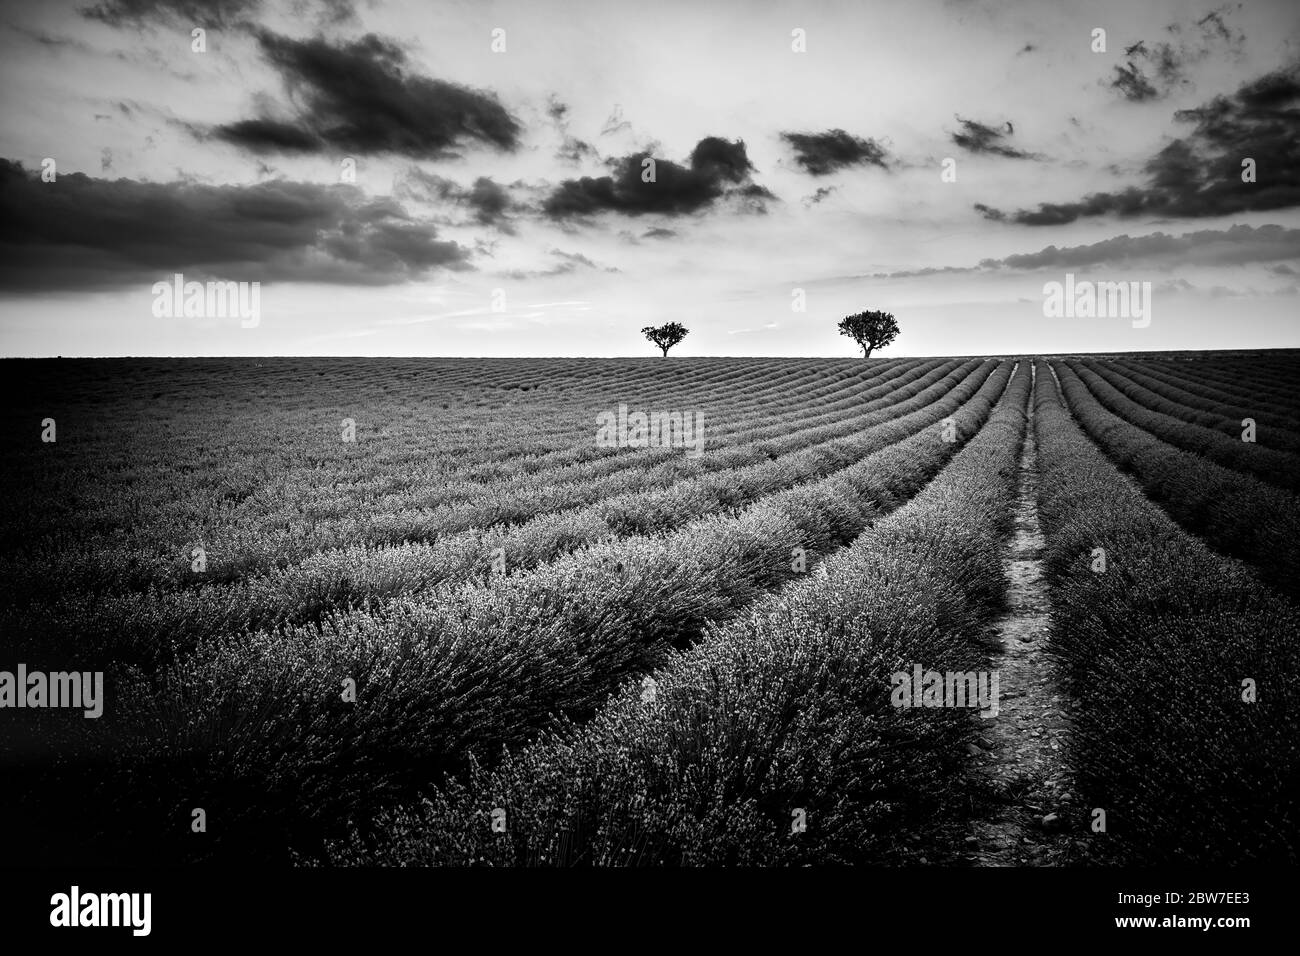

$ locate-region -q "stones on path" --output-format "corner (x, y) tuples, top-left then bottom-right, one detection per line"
(963, 366), (1083, 868)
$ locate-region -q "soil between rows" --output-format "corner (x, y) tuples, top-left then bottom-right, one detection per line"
(965, 365), (1083, 866)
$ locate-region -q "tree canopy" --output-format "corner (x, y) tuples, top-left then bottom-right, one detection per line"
(641, 322), (689, 357)
(837, 310), (899, 358)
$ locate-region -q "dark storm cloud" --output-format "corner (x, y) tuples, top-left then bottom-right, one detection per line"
(211, 32), (522, 158)
(950, 117), (1035, 159)
(0, 159), (470, 291)
(542, 137), (771, 219)
(977, 64), (1300, 225)
(214, 118), (322, 152)
(467, 178), (511, 225)
(780, 129), (889, 175)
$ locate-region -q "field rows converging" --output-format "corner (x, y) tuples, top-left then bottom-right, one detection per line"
(1050, 360), (1300, 601)
(1, 357), (954, 603)
(1032, 362), (1299, 864)
(1128, 358), (1300, 419)
(3, 356), (864, 550)
(1101, 359), (1300, 444)
(11, 363), (1016, 863)
(1065, 360), (1300, 490)
(6, 0), (1300, 892)
(1, 357), (916, 506)
(5, 361), (992, 667)
(320, 362), (1035, 865)
(3, 353), (1296, 871)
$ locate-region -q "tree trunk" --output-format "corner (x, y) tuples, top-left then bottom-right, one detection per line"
(862, 345), (873, 358)
(661, 346), (669, 357)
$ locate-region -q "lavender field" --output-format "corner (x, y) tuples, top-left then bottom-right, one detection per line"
(2, 351), (1296, 867)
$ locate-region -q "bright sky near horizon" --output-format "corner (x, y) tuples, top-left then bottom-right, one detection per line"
(1, 0), (1297, 357)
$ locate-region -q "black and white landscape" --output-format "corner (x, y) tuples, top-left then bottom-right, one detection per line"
(0, 0), (1298, 887)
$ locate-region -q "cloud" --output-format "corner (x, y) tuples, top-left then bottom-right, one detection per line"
(8, 23), (96, 51)
(397, 169), (516, 231)
(780, 129), (889, 175)
(642, 227), (677, 239)
(466, 177), (511, 226)
(861, 264), (972, 280)
(82, 0), (262, 29)
(950, 116), (1035, 159)
(81, 0), (354, 29)
(557, 137), (597, 164)
(1151, 278), (1258, 298)
(213, 118), (321, 152)
(1109, 7), (1246, 102)
(0, 159), (471, 291)
(499, 248), (617, 279)
(1153, 277), (1195, 294)
(600, 105), (632, 137)
(547, 95), (598, 165)
(1111, 63), (1159, 102)
(542, 136), (773, 219)
(977, 64), (1300, 224)
(300, 0), (358, 25)
(211, 31), (522, 158)
(858, 224), (1300, 279)
(804, 186), (836, 206)
(977, 224), (1300, 271)
(550, 249), (597, 269)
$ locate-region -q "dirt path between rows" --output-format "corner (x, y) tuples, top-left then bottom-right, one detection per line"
(964, 363), (1082, 866)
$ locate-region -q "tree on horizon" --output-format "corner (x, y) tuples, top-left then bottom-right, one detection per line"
(838, 310), (900, 358)
(641, 322), (689, 357)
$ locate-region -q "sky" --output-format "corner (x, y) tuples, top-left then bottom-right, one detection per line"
(0, 0), (1298, 357)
